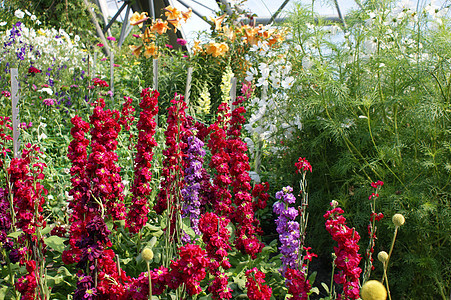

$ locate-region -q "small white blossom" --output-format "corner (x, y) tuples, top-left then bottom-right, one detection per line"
(15, 9), (25, 19)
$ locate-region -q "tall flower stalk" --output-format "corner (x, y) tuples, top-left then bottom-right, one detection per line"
(126, 89), (159, 233)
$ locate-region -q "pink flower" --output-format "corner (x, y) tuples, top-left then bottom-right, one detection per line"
(295, 157), (312, 173)
(100, 57), (107, 61)
(106, 36), (116, 41)
(97, 43), (104, 47)
(1, 91), (11, 97)
(43, 98), (55, 106)
(132, 34), (140, 38)
(177, 38), (187, 46)
(166, 44), (173, 49)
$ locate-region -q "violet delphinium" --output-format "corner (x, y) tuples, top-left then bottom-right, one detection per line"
(273, 186), (300, 275)
(181, 133), (206, 238)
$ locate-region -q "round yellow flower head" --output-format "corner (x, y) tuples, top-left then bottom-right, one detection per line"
(361, 280), (387, 300)
(392, 213), (405, 227)
(142, 248), (154, 262)
(377, 251), (389, 263)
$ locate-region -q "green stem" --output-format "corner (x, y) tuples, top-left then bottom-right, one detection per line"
(383, 263), (392, 300)
(147, 262), (152, 300)
(382, 226), (398, 283)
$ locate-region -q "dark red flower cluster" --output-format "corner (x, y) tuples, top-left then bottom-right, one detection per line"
(251, 182), (269, 211)
(86, 98), (126, 221)
(9, 143), (47, 235)
(207, 102), (233, 216)
(365, 181), (385, 274)
(8, 144), (47, 299)
(28, 66), (41, 74)
(15, 261), (38, 300)
(295, 157), (312, 173)
(126, 89), (158, 233)
(126, 266), (168, 299)
(92, 77), (109, 87)
(199, 212), (232, 299)
(64, 102), (129, 299)
(284, 268), (312, 300)
(245, 267), (272, 300)
(227, 91), (264, 259)
(168, 243), (208, 295)
(119, 96), (136, 132)
(154, 94), (189, 215)
(324, 205), (362, 299)
(0, 116), (12, 168)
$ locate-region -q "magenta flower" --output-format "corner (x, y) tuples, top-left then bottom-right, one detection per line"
(43, 98), (55, 106)
(106, 36), (116, 41)
(97, 43), (104, 47)
(177, 38), (187, 46)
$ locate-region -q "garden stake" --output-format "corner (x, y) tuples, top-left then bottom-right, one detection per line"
(110, 50), (114, 104)
(185, 67), (193, 105)
(10, 68), (19, 158)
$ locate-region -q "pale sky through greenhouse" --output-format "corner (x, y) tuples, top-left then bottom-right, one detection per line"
(105, 0), (450, 41)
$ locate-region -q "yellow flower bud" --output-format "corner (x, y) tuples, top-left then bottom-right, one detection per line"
(392, 214), (405, 227)
(377, 251), (389, 263)
(142, 248), (154, 262)
(361, 280), (387, 300)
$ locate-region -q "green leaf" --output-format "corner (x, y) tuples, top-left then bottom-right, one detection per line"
(41, 225), (52, 236)
(7, 231), (22, 239)
(310, 287), (320, 295)
(321, 282), (330, 293)
(44, 236), (67, 253)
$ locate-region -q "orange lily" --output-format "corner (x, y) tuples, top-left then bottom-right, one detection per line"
(142, 27), (155, 43)
(129, 45), (143, 58)
(143, 43), (158, 58)
(205, 42), (229, 57)
(164, 6), (182, 21)
(151, 19), (169, 35)
(210, 14), (226, 31)
(182, 8), (192, 22)
(130, 12), (149, 28)
(192, 40), (203, 55)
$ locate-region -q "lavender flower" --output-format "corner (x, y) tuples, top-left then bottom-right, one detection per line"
(181, 133), (206, 237)
(273, 186), (301, 275)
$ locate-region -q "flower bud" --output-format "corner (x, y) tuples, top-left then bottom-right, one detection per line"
(142, 248), (154, 262)
(377, 251), (389, 263)
(360, 280), (387, 300)
(392, 214), (405, 227)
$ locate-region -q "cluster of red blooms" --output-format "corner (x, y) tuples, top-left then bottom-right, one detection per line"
(126, 265), (168, 298)
(86, 98), (126, 220)
(118, 96), (136, 132)
(251, 182), (270, 212)
(227, 84), (264, 259)
(126, 89), (158, 233)
(64, 99), (128, 299)
(199, 212), (232, 299)
(0, 116), (12, 167)
(245, 267), (272, 300)
(295, 157), (312, 173)
(154, 94), (189, 216)
(284, 268), (312, 300)
(168, 243), (208, 295)
(324, 204), (362, 299)
(126, 244), (208, 298)
(366, 181), (384, 273)
(208, 102), (233, 216)
(8, 144), (47, 300)
(92, 77), (109, 87)
(28, 66), (41, 74)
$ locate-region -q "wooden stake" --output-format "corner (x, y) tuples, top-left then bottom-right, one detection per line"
(229, 77), (237, 110)
(11, 68), (20, 158)
(110, 50), (114, 103)
(185, 67), (193, 105)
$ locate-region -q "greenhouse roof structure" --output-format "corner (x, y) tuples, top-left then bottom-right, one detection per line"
(95, 0), (359, 47)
